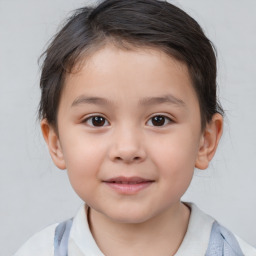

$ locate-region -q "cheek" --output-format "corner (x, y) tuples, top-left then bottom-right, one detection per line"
(61, 129), (107, 170)
(150, 129), (200, 166)
(148, 130), (200, 190)
(156, 149), (195, 201)
(64, 146), (101, 203)
(158, 148), (195, 188)
(59, 132), (108, 196)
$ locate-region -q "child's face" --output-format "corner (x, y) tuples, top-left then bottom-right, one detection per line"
(44, 45), (215, 223)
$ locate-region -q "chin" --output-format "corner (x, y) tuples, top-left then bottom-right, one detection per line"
(104, 208), (155, 224)
(89, 200), (159, 224)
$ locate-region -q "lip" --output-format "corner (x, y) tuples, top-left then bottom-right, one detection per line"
(103, 176), (154, 194)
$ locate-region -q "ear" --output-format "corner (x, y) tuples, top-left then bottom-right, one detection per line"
(41, 119), (66, 170)
(195, 113), (223, 170)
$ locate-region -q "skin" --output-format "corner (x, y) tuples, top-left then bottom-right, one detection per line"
(42, 45), (223, 255)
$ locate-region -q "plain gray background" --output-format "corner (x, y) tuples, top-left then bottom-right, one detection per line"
(0, 0), (255, 255)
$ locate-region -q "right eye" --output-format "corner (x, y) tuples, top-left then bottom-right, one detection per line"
(83, 116), (110, 127)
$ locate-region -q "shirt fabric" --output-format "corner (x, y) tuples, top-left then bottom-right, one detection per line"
(15, 203), (256, 256)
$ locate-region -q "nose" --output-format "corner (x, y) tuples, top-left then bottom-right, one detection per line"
(108, 126), (146, 164)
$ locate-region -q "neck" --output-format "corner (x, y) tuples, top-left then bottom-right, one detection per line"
(88, 202), (190, 256)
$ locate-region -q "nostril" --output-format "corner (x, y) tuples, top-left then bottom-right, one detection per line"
(114, 156), (141, 162)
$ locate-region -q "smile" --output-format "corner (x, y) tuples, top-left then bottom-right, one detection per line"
(103, 176), (154, 194)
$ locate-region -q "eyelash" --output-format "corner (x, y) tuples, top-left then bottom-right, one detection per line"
(82, 114), (173, 127)
(146, 115), (173, 127)
(82, 115), (110, 127)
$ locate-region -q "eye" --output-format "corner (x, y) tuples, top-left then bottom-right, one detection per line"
(146, 115), (173, 127)
(83, 116), (110, 127)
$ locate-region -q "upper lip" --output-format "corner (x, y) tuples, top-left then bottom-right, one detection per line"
(104, 176), (154, 184)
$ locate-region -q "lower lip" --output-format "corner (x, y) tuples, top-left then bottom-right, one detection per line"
(104, 182), (153, 194)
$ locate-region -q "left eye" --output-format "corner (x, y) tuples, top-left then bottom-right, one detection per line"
(146, 115), (172, 127)
(84, 116), (110, 127)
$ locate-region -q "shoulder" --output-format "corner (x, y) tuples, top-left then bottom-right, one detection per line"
(181, 202), (256, 256)
(14, 223), (58, 256)
(207, 221), (256, 256)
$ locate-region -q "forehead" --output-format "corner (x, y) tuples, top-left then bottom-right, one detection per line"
(60, 45), (199, 110)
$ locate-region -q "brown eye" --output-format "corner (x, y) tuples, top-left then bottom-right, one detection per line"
(147, 115), (172, 127)
(152, 116), (165, 126)
(85, 116), (109, 127)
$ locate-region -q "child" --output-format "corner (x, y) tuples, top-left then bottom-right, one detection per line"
(15, 0), (256, 255)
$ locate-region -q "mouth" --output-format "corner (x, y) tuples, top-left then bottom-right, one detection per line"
(103, 176), (154, 194)
(104, 176), (155, 184)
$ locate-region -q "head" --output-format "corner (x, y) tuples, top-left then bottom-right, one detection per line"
(40, 0), (223, 223)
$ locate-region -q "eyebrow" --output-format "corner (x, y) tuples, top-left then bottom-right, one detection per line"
(71, 96), (110, 107)
(139, 94), (185, 107)
(71, 94), (185, 108)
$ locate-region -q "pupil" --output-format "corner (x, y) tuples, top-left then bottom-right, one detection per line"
(92, 116), (105, 126)
(152, 116), (165, 126)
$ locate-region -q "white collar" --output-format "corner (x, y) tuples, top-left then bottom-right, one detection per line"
(174, 202), (215, 256)
(68, 205), (104, 256)
(68, 202), (214, 256)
